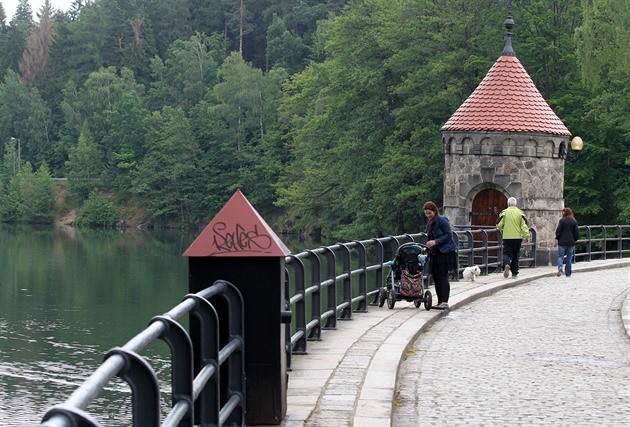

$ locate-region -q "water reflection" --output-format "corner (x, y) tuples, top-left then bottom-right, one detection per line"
(0, 225), (196, 425)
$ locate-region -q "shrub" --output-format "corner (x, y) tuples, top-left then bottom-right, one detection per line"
(76, 191), (119, 227)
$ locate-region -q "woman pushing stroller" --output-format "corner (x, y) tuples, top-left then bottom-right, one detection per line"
(423, 201), (457, 310)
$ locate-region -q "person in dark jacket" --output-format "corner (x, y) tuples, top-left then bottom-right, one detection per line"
(423, 201), (457, 309)
(555, 207), (579, 277)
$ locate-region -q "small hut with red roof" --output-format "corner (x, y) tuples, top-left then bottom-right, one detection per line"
(440, 9), (573, 255)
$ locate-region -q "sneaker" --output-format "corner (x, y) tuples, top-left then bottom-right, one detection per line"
(503, 265), (511, 278)
(510, 274), (518, 279)
(556, 268), (563, 277)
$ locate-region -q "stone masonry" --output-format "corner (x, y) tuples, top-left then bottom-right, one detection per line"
(443, 130), (567, 251)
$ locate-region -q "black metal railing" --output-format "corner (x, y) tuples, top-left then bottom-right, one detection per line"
(41, 280), (245, 427)
(282, 224), (630, 364)
(283, 227), (539, 367)
(40, 224), (628, 425)
(452, 226), (537, 272)
(575, 225), (630, 261)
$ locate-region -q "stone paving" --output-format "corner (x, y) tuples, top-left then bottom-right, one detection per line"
(394, 267), (630, 426)
(274, 259), (630, 427)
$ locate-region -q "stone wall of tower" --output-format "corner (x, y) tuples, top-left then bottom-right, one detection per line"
(442, 131), (568, 252)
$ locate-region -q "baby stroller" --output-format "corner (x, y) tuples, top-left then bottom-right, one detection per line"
(378, 242), (432, 310)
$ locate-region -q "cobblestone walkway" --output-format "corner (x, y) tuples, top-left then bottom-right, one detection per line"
(393, 267), (630, 426)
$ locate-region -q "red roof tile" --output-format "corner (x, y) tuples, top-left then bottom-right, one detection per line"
(441, 55), (571, 136)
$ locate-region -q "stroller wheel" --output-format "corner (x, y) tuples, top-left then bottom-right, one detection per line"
(377, 288), (386, 307)
(414, 299), (421, 308)
(424, 290), (432, 311)
(387, 288), (396, 309)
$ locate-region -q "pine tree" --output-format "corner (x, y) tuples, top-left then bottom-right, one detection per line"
(66, 121), (102, 200)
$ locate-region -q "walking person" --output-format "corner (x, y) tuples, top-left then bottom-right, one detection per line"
(497, 197), (530, 279)
(423, 201), (457, 309)
(555, 207), (579, 277)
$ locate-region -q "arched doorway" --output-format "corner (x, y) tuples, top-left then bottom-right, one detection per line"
(471, 189), (507, 227)
(469, 188), (507, 269)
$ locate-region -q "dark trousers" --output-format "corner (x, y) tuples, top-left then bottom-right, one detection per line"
(502, 239), (522, 276)
(430, 252), (452, 303)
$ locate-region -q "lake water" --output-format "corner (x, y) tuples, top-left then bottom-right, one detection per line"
(0, 225), (203, 425)
(0, 224), (318, 425)
(0, 226), (289, 425)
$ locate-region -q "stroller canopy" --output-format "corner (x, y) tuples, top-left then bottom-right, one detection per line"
(394, 243), (426, 275)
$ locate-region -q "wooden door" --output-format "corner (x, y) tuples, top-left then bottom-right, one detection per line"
(470, 189), (507, 267)
(471, 189), (507, 227)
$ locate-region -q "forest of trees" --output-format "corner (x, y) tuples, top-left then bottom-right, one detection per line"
(0, 0), (628, 239)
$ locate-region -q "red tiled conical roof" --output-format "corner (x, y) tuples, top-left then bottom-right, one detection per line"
(441, 55), (571, 136)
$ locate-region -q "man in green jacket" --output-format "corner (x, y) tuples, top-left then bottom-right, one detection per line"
(497, 197), (531, 279)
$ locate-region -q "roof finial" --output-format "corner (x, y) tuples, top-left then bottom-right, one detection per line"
(501, 0), (515, 56)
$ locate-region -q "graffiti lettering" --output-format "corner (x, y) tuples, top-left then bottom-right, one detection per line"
(211, 222), (273, 254)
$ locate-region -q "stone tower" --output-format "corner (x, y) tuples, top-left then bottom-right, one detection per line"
(440, 10), (572, 259)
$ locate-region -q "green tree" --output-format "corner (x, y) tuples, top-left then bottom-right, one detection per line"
(65, 121), (102, 200)
(47, 0), (123, 86)
(0, 4), (8, 72)
(5, 161), (55, 223)
(276, 0), (407, 238)
(144, 0), (191, 58)
(68, 0), (87, 20)
(100, 91), (149, 198)
(275, 0), (591, 238)
(570, 0), (630, 223)
(0, 70), (51, 167)
(147, 32), (228, 111)
(2, 0), (34, 78)
(1, 137), (21, 181)
(197, 52), (286, 215)
(266, 15), (307, 74)
(76, 190), (119, 226)
(59, 66), (144, 164)
(133, 106), (203, 224)
(517, 0), (582, 98)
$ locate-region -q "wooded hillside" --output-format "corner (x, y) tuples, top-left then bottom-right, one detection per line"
(0, 0), (628, 238)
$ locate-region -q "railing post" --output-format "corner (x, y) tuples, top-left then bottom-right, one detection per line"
(219, 281), (246, 426)
(585, 226), (593, 261)
(480, 231), (489, 273)
(306, 250), (322, 339)
(183, 190), (291, 425)
(616, 226), (623, 258)
(185, 294), (221, 426)
(498, 231), (504, 271)
(354, 241), (368, 312)
(339, 244), (353, 319)
(372, 239), (385, 304)
(452, 233), (461, 281)
(284, 269), (292, 370)
(288, 255), (307, 354)
(530, 228), (537, 266)
(322, 247), (337, 329)
(149, 315), (194, 427)
(601, 225), (607, 260)
(104, 347), (161, 426)
(464, 230), (474, 268)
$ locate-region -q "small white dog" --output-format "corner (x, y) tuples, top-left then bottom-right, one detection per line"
(463, 265), (481, 282)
